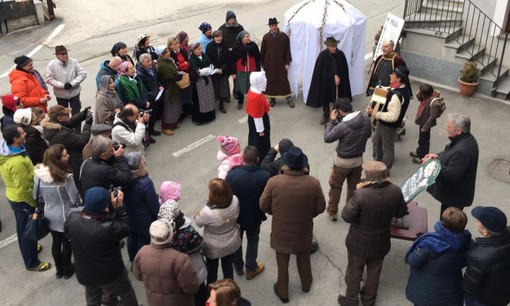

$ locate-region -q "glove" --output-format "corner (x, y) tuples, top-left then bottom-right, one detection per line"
(172, 74), (183, 82)
(64, 82), (72, 89)
(83, 106), (91, 113)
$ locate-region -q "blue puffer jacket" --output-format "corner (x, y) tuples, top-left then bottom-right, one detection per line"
(123, 172), (159, 236)
(406, 246), (467, 306)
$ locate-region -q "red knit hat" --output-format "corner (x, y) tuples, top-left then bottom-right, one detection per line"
(2, 94), (18, 112)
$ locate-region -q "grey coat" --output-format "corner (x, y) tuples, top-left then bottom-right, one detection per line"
(34, 164), (80, 232)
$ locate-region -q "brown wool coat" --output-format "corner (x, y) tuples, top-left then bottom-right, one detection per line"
(341, 180), (408, 259)
(260, 170), (326, 254)
(132, 244), (201, 306)
(414, 96), (442, 131)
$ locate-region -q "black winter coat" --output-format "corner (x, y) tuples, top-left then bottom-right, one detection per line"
(406, 247), (467, 306)
(226, 165), (270, 228)
(427, 132), (478, 208)
(462, 229), (510, 306)
(23, 125), (48, 165)
(65, 207), (130, 286)
(135, 62), (159, 103)
(206, 41), (230, 74)
(123, 174), (159, 236)
(79, 156), (131, 197)
(42, 112), (91, 184)
(306, 49), (352, 107)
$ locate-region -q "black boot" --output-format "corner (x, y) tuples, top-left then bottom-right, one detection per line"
(55, 265), (63, 279)
(219, 100), (227, 113)
(63, 263), (75, 279)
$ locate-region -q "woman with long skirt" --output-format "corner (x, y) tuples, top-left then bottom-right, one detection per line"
(206, 30), (231, 113)
(189, 43), (216, 125)
(156, 47), (183, 136)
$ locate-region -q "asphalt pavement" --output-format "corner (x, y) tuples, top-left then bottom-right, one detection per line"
(0, 1), (509, 305)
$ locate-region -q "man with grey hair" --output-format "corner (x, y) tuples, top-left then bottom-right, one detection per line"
(45, 45), (87, 116)
(423, 113), (479, 217)
(366, 40), (407, 96)
(79, 135), (131, 196)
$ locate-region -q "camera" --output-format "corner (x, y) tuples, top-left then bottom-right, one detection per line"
(112, 141), (126, 150)
(140, 109), (153, 116)
(109, 185), (122, 197)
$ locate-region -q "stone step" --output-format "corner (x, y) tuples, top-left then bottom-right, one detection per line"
(444, 35), (474, 50)
(492, 70), (510, 99)
(422, 0), (464, 13)
(404, 25), (462, 39)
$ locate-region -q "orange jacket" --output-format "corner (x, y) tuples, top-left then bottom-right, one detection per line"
(9, 69), (49, 112)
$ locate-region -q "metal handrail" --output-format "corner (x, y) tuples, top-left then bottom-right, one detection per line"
(404, 0), (508, 90)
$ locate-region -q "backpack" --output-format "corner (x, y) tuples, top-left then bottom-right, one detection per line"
(431, 96), (446, 118)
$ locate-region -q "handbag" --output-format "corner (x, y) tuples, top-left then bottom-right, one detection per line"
(24, 180), (50, 241)
(176, 72), (190, 89)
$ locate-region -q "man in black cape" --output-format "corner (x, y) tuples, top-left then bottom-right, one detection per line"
(306, 37), (352, 125)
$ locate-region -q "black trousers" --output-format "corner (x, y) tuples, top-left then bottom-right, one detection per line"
(416, 127), (431, 158)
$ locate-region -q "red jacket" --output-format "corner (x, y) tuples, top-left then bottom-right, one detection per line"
(9, 69), (49, 112)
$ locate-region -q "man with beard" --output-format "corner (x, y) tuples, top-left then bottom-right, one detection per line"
(306, 37), (352, 125)
(112, 104), (150, 155)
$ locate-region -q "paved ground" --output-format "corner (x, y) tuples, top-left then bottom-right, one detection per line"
(0, 1), (509, 305)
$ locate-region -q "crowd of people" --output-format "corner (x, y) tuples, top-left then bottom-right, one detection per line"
(0, 8), (509, 306)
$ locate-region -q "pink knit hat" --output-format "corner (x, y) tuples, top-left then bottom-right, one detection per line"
(217, 135), (240, 155)
(159, 181), (181, 204)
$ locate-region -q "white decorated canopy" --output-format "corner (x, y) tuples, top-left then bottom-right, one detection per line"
(283, 0), (367, 100)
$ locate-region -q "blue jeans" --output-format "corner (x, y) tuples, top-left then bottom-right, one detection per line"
(9, 200), (40, 269)
(464, 293), (487, 306)
(127, 233), (150, 262)
(233, 225), (260, 271)
(206, 253), (234, 284)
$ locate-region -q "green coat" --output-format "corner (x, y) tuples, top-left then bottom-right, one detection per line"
(0, 141), (35, 206)
(157, 57), (179, 96)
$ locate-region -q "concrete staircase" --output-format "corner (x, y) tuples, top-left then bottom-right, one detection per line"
(400, 0), (510, 99)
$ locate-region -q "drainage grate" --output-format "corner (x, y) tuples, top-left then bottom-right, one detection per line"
(491, 160), (510, 184)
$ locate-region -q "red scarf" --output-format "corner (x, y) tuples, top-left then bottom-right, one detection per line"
(245, 90), (269, 118)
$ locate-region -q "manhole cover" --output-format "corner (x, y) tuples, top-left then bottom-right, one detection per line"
(491, 160), (510, 184)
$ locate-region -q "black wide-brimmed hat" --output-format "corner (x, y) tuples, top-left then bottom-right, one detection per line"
(282, 146), (308, 169)
(268, 18), (279, 25)
(324, 36), (340, 46)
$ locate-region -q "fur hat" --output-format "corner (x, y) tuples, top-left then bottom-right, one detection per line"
(48, 105), (71, 121)
(84, 187), (110, 214)
(362, 161), (387, 181)
(2, 94), (18, 112)
(282, 146), (308, 169)
(13, 108), (32, 125)
(149, 219), (174, 246)
(158, 199), (181, 221)
(217, 135), (240, 155)
(159, 181), (181, 203)
(54, 45), (69, 54)
(472, 206), (507, 233)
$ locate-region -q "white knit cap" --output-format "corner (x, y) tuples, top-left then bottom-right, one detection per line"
(149, 219), (174, 246)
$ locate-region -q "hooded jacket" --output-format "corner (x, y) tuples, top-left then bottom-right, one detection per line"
(95, 75), (122, 125)
(9, 68), (49, 112)
(45, 57), (87, 99)
(0, 140), (35, 205)
(111, 114), (145, 155)
(95, 60), (118, 90)
(22, 124), (49, 165)
(324, 111), (372, 159)
(34, 165), (79, 232)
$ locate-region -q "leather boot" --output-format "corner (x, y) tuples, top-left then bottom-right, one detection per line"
(219, 100), (227, 113)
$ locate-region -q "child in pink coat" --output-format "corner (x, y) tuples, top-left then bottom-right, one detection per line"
(216, 135), (243, 179)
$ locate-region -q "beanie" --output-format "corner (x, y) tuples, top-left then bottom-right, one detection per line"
(14, 55), (33, 68)
(13, 108), (33, 125)
(217, 135), (240, 155)
(159, 181), (181, 204)
(84, 187), (110, 214)
(149, 219), (174, 246)
(158, 199), (181, 221)
(2, 94), (18, 112)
